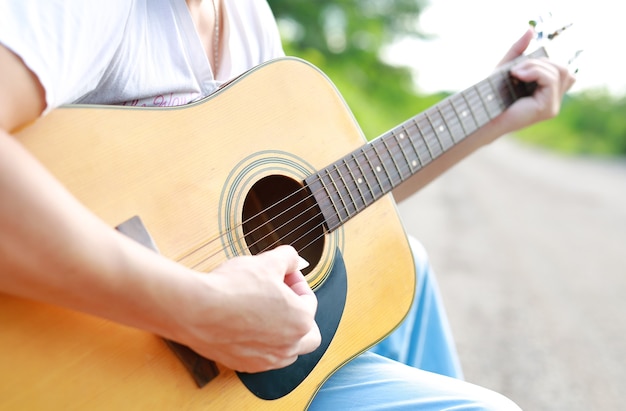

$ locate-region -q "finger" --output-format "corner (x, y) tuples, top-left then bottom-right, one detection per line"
(284, 270), (314, 297)
(284, 271), (318, 323)
(256, 245), (300, 280)
(283, 271), (318, 340)
(510, 59), (567, 121)
(296, 323), (322, 355)
(270, 319), (321, 368)
(559, 64), (577, 94)
(514, 59), (573, 105)
(511, 58), (559, 88)
(510, 50), (575, 95)
(497, 28), (534, 66)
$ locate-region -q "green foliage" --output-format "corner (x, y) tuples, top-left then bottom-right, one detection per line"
(269, 0), (430, 139)
(269, 2), (626, 156)
(270, 0), (427, 57)
(517, 91), (626, 156)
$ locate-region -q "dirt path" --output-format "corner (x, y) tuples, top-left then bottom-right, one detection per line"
(397, 136), (626, 411)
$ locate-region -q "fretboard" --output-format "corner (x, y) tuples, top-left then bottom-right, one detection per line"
(305, 47), (547, 231)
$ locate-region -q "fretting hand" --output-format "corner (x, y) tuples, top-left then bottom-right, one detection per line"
(491, 28), (576, 134)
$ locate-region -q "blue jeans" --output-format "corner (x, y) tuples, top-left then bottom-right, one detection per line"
(309, 236), (521, 410)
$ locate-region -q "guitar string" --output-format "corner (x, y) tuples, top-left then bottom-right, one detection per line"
(185, 138), (478, 270)
(174, 107), (443, 265)
(187, 126), (450, 270)
(177, 70), (514, 270)
(178, 72), (513, 270)
(177, 107), (453, 268)
(212, 67), (513, 257)
(179, 131), (428, 270)
(180, 74), (514, 271)
(240, 55), (544, 264)
(204, 48), (560, 268)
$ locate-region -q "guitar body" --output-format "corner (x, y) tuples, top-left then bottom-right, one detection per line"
(1, 58), (415, 409)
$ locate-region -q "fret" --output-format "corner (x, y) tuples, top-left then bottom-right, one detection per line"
(464, 85), (492, 126)
(381, 136), (407, 183)
(491, 71), (508, 107)
(331, 163), (358, 217)
(398, 131), (415, 178)
(350, 152), (375, 206)
(305, 173), (340, 230)
(487, 76), (506, 111)
(400, 123), (425, 170)
(424, 112), (445, 158)
(437, 100), (463, 146)
(394, 127), (421, 176)
(476, 78), (503, 118)
(450, 93), (478, 138)
(370, 139), (395, 191)
(411, 117), (433, 166)
(341, 158), (367, 211)
(361, 146), (384, 200)
(320, 168), (348, 223)
(501, 71), (518, 106)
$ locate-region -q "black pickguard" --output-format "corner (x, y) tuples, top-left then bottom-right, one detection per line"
(237, 248), (347, 400)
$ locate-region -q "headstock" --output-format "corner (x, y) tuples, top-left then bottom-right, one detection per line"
(527, 13), (584, 74)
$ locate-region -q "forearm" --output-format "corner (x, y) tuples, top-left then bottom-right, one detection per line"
(0, 32), (321, 373)
(0, 128), (322, 372)
(0, 128), (193, 338)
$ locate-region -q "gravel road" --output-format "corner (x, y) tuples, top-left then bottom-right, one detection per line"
(397, 136), (626, 411)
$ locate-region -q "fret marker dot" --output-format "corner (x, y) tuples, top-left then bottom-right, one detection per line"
(412, 160), (418, 167)
(376, 166), (382, 173)
(438, 125), (444, 132)
(357, 178), (363, 184)
(399, 133), (405, 139)
(487, 94), (494, 101)
(462, 110), (468, 117)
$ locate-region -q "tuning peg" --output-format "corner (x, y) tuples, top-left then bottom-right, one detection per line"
(568, 49), (584, 75)
(527, 13), (583, 75)
(530, 15), (573, 39)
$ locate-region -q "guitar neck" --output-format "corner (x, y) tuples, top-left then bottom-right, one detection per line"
(306, 47), (547, 231)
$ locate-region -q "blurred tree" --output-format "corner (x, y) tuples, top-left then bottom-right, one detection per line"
(269, 2), (626, 156)
(269, 1), (427, 58)
(268, 1), (432, 139)
(519, 91), (626, 156)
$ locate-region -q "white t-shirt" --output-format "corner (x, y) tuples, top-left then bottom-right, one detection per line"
(0, 0), (284, 112)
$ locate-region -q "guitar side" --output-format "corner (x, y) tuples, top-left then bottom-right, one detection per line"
(1, 58), (415, 410)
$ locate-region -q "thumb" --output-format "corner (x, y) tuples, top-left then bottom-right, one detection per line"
(257, 245), (316, 300)
(284, 270), (314, 297)
(497, 28), (534, 67)
(256, 244), (300, 280)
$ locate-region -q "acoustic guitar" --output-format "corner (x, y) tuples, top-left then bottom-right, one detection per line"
(2, 45), (550, 409)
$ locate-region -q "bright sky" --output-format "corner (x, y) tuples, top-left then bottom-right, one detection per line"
(385, 0), (625, 96)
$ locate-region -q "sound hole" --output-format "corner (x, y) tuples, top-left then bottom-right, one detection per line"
(242, 175), (325, 275)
